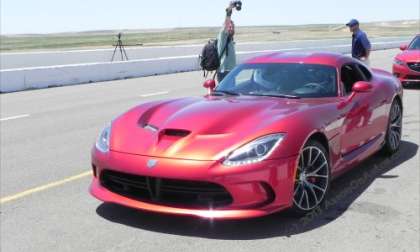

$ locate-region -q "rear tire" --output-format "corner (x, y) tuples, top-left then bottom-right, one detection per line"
(290, 140), (331, 216)
(382, 99), (402, 156)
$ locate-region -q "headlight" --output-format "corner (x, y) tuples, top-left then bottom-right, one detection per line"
(394, 58), (405, 66)
(96, 124), (111, 152)
(223, 133), (285, 166)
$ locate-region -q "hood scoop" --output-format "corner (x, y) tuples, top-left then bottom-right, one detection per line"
(142, 123), (190, 138)
(161, 129), (191, 137)
(155, 129), (191, 149)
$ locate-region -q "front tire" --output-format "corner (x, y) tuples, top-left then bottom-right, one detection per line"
(382, 99), (402, 155)
(290, 140), (331, 216)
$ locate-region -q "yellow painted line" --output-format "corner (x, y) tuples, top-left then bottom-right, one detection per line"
(0, 171), (91, 204)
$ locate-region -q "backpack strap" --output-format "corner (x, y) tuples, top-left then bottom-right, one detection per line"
(212, 71), (217, 81)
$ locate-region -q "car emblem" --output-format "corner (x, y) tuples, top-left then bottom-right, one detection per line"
(147, 159), (158, 169)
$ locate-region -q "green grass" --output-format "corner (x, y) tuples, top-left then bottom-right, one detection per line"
(1, 20), (418, 52)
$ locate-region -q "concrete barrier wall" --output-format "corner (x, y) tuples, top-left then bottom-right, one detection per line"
(0, 43), (400, 93)
(0, 55), (200, 93)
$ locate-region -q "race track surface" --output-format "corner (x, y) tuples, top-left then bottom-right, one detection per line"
(0, 37), (409, 69)
(1, 49), (419, 252)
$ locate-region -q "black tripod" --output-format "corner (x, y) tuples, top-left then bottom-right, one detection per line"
(111, 33), (129, 61)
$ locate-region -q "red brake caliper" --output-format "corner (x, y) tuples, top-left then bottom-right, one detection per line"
(309, 177), (317, 183)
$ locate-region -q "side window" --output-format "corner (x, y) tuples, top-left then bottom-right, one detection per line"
(235, 69), (254, 85)
(228, 69), (255, 90)
(357, 64), (372, 81)
(340, 64), (364, 95)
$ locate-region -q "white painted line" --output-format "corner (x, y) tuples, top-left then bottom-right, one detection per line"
(237, 47), (303, 55)
(371, 41), (406, 45)
(0, 40), (408, 72)
(140, 91), (170, 97)
(0, 37), (409, 55)
(0, 114), (30, 121)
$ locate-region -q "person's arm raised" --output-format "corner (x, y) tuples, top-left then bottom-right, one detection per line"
(218, 2), (234, 57)
(224, 3), (234, 31)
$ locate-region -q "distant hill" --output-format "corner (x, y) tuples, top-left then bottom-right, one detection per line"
(1, 20), (418, 52)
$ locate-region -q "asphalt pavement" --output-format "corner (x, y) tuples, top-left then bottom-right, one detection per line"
(0, 49), (419, 252)
(0, 36), (410, 69)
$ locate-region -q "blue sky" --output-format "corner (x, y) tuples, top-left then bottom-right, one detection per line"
(1, 0), (419, 34)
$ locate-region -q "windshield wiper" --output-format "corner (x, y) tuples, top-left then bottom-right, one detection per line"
(212, 90), (240, 96)
(247, 92), (301, 99)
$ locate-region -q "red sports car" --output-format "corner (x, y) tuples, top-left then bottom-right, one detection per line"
(393, 34), (420, 87)
(90, 52), (403, 219)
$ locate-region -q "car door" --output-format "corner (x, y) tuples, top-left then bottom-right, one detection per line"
(354, 63), (388, 137)
(339, 63), (376, 157)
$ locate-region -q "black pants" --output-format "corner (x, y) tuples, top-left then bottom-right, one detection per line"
(217, 71), (230, 83)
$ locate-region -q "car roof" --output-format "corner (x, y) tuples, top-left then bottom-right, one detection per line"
(245, 51), (349, 67)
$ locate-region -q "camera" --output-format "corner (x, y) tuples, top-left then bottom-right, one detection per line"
(231, 0), (242, 11)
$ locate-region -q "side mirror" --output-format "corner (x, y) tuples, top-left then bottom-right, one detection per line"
(400, 44), (408, 51)
(338, 81), (372, 109)
(203, 79), (216, 94)
(352, 81), (372, 93)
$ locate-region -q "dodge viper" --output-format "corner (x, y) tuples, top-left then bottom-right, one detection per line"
(393, 34), (420, 87)
(90, 52), (403, 219)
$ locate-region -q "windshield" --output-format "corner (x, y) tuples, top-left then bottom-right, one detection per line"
(216, 63), (338, 98)
(408, 36), (420, 50)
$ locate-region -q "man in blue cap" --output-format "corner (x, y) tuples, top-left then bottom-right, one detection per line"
(346, 19), (371, 65)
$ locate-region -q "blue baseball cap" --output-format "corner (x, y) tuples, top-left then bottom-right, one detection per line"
(346, 19), (359, 27)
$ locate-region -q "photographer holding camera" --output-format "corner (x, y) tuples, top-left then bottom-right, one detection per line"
(216, 1), (241, 82)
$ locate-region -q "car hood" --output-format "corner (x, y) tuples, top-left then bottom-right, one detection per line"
(396, 50), (420, 62)
(110, 95), (316, 160)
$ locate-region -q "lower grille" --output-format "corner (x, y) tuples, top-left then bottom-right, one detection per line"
(407, 62), (420, 72)
(406, 75), (420, 80)
(100, 170), (233, 209)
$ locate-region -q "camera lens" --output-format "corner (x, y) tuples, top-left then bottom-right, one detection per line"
(235, 1), (242, 11)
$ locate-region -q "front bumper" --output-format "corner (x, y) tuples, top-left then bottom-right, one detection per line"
(90, 149), (298, 219)
(393, 63), (420, 85)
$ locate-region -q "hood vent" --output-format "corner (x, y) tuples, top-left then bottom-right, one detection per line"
(162, 129), (191, 137)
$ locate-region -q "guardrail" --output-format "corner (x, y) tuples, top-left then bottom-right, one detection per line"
(0, 42), (401, 93)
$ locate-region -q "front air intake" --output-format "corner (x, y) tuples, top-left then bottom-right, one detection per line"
(100, 170), (233, 209)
